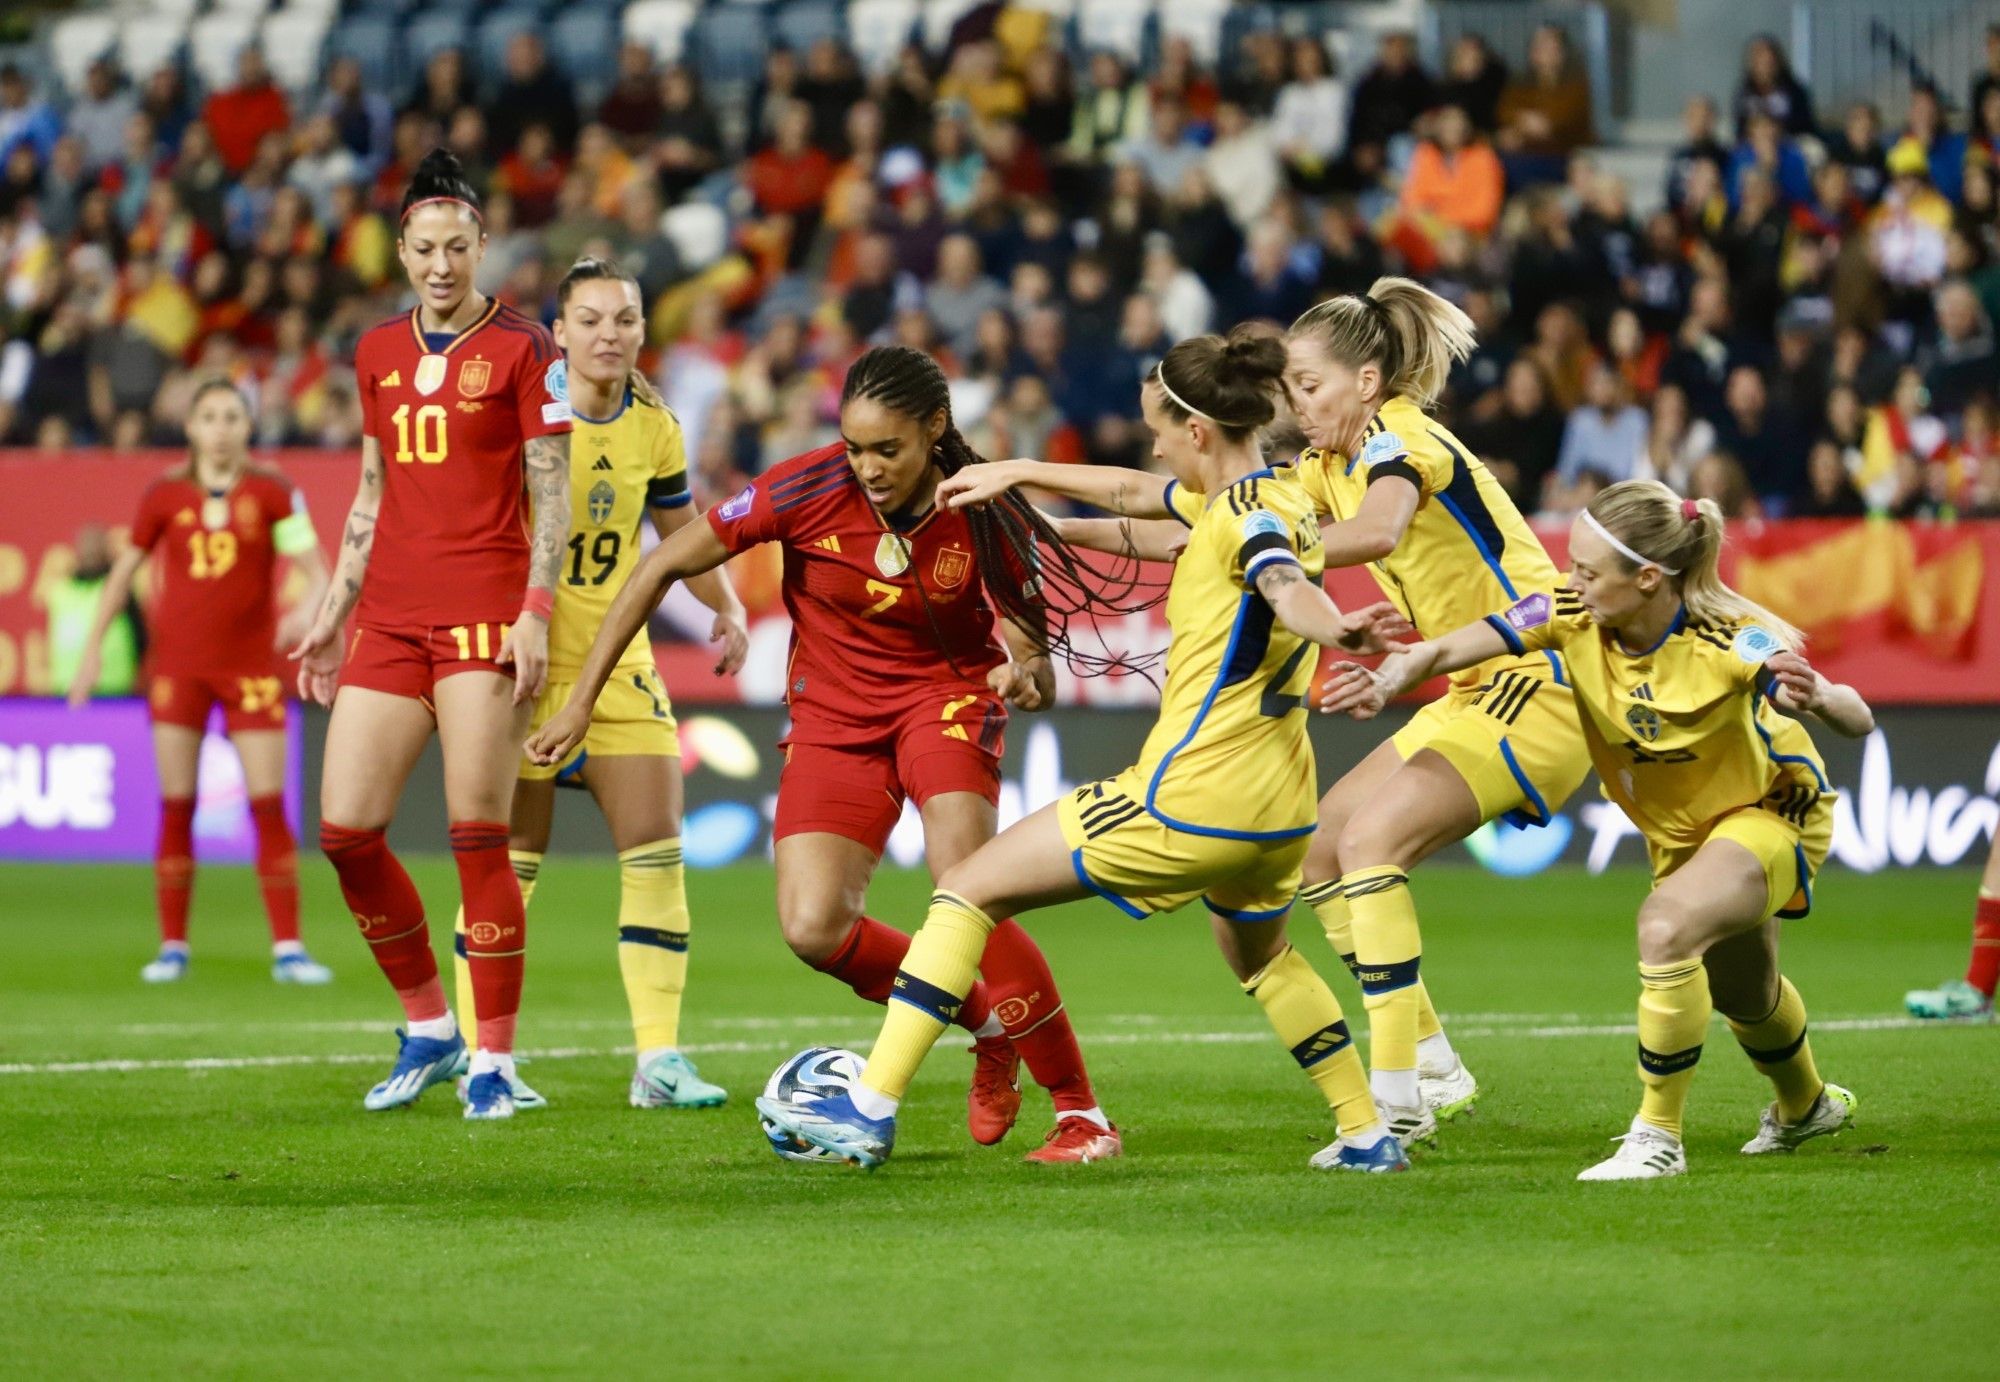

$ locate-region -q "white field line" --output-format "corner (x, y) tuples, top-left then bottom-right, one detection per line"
(0, 1015), (1957, 1078)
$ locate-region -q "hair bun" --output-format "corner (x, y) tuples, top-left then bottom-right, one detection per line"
(415, 147), (464, 178)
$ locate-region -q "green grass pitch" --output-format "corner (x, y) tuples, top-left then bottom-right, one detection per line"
(1, 858), (1994, 1379)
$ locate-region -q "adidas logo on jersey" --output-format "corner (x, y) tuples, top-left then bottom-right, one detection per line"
(811, 535), (842, 552)
(1633, 682), (1655, 701)
(592, 455), (613, 471)
(381, 369), (402, 388)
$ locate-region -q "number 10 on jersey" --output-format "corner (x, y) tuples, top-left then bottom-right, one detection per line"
(390, 404), (449, 464)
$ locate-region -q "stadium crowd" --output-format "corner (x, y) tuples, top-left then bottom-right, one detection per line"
(1, 12), (1998, 522)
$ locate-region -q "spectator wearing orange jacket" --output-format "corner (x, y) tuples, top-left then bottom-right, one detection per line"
(202, 48), (291, 175)
(1384, 105), (1502, 273)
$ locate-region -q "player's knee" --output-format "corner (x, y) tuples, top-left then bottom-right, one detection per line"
(1335, 814), (1402, 871)
(776, 893), (861, 966)
(1302, 827), (1342, 885)
(1635, 896), (1697, 965)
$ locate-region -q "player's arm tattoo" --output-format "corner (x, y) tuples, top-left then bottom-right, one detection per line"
(1253, 562), (1307, 599)
(524, 434), (569, 594)
(316, 445), (383, 627)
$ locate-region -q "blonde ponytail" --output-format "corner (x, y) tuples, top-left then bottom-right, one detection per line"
(1586, 480), (1803, 649)
(1286, 275), (1476, 412)
(626, 368), (665, 409)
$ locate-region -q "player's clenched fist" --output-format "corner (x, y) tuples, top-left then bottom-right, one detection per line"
(987, 655), (1053, 711)
(498, 612), (549, 705)
(524, 698), (590, 765)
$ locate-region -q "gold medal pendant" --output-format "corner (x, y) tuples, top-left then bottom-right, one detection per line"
(874, 532), (912, 578)
(200, 496), (230, 530)
(415, 353), (448, 396)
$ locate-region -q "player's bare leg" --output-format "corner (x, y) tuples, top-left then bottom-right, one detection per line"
(922, 791), (1116, 1158)
(1706, 917), (1853, 1157)
(1906, 833), (2000, 1020)
(320, 687), (453, 1108)
(1334, 749), (1483, 1143)
(231, 727), (327, 984)
(434, 671), (532, 1118)
(142, 724), (204, 981)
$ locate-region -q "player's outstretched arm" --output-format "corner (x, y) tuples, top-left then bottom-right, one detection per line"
(66, 546), (146, 709)
(1253, 563), (1409, 657)
(1765, 650), (1875, 737)
(1318, 618), (1511, 720)
(1318, 473), (1420, 570)
(289, 437), (384, 705)
(498, 433), (572, 705)
(525, 517), (730, 765)
(1049, 514), (1190, 563)
(938, 459), (1173, 518)
(652, 500), (748, 676)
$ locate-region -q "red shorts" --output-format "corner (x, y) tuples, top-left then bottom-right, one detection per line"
(773, 696), (1006, 855)
(341, 622), (513, 708)
(149, 671), (288, 733)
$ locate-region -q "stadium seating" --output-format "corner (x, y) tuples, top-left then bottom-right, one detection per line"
(48, 14), (119, 95)
(116, 14), (190, 85)
(919, 0), (980, 54)
(772, 0), (846, 55)
(846, 0), (919, 75)
(1157, 0), (1235, 67)
(403, 11), (472, 75)
(322, 14), (400, 100)
(259, 8), (331, 92)
(622, 0), (700, 65)
(1074, 0), (1155, 65)
(188, 12), (261, 94)
(547, 9), (622, 106)
(690, 4), (767, 86)
(476, 9), (547, 78)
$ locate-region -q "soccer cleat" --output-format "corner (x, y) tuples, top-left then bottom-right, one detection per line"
(1577, 1118), (1686, 1181)
(462, 1069), (516, 1120)
(1310, 1133), (1411, 1173)
(456, 1068), (547, 1112)
(271, 952), (334, 985)
(1420, 1057), (1480, 1122)
(966, 1035), (1022, 1146)
(362, 1028), (466, 1111)
(141, 948), (189, 983)
(1024, 1117), (1123, 1164)
(1904, 978), (1994, 1021)
(754, 1089), (896, 1169)
(1379, 1101), (1439, 1147)
(1741, 1082), (1856, 1155)
(629, 1050), (728, 1109)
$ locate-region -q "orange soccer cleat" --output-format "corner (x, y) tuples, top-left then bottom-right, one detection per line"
(1024, 1117), (1123, 1165)
(966, 1035), (1023, 1145)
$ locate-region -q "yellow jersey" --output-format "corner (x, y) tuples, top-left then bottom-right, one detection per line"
(1489, 587), (1831, 851)
(1140, 467), (1326, 840)
(1290, 394), (1564, 693)
(552, 389), (690, 676)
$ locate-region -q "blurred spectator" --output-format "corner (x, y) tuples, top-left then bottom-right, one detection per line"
(655, 67), (724, 205)
(1204, 102), (1282, 230)
(1713, 364), (1810, 504)
(1662, 277), (1741, 422)
(1898, 85), (1967, 205)
(1224, 222), (1316, 326)
(599, 45), (664, 143)
(320, 57), (393, 177)
(612, 181), (684, 301)
(0, 65), (61, 169)
(1387, 106), (1503, 272)
(1020, 47), (1076, 152)
(48, 525), (141, 698)
(288, 115), (362, 229)
(1496, 25), (1595, 186)
(407, 49), (474, 129)
(745, 101), (833, 219)
(1140, 234), (1212, 341)
(1224, 31), (1289, 120)
(1438, 34), (1508, 134)
(1665, 96), (1726, 214)
(799, 38), (866, 153)
(925, 234), (1008, 360)
(36, 135), (89, 240)
(1827, 102), (1887, 206)
(929, 104), (985, 217)
(1470, 357), (1565, 506)
(1150, 36), (1219, 128)
(495, 123), (567, 229)
(1794, 438), (1869, 516)
(1688, 451), (1762, 518)
(1166, 166), (1241, 286)
(1271, 38), (1348, 189)
(66, 59), (136, 173)
(938, 39), (1021, 126)
(1719, 168), (1789, 339)
(203, 48), (292, 177)
(1733, 35), (1816, 140)
(138, 68), (193, 161)
(1644, 384), (1716, 494)
(1554, 361), (1648, 491)
(487, 32), (580, 155)
(1728, 110), (1812, 209)
(1976, 25), (2000, 119)
(1924, 280), (1996, 416)
(1348, 32), (1434, 151)
(1605, 306), (1665, 401)
(1869, 140), (1953, 312)
(1124, 96), (1201, 199)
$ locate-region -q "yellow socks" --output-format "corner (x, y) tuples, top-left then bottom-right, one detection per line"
(1636, 959), (1709, 1137)
(1243, 945), (1381, 1138)
(856, 892), (995, 1110)
(618, 839), (692, 1055)
(1344, 865), (1424, 1106)
(1304, 874), (1445, 1045)
(1725, 976), (1822, 1123)
(453, 849), (541, 1056)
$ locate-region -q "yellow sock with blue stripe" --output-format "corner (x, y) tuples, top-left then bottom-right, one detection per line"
(618, 839), (691, 1055)
(1242, 945), (1382, 1138)
(1725, 975), (1821, 1123)
(1637, 959), (1709, 1137)
(1302, 876), (1446, 1048)
(453, 849), (541, 1057)
(1343, 865), (1425, 1106)
(854, 892), (995, 1114)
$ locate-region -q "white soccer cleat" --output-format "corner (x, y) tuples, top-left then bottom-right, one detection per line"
(456, 1068), (548, 1112)
(272, 952), (334, 985)
(1419, 1057), (1480, 1122)
(1577, 1117), (1686, 1181)
(1378, 1101), (1439, 1147)
(462, 1069), (516, 1121)
(1741, 1083), (1855, 1155)
(141, 947), (189, 983)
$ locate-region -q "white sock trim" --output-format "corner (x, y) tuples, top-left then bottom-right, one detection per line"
(1371, 1066), (1420, 1109)
(971, 1012), (1004, 1040)
(1417, 1031), (1458, 1071)
(468, 1050), (516, 1079)
(1059, 1106), (1111, 1131)
(408, 1013), (457, 1041)
(849, 1081), (898, 1121)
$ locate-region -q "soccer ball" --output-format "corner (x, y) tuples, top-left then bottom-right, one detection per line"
(759, 1045), (865, 1163)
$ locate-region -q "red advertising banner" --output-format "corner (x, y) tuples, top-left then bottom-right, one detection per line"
(5, 450), (1995, 705)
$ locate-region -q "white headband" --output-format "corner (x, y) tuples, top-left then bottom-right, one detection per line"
(1582, 509), (1681, 575)
(1155, 371), (1213, 423)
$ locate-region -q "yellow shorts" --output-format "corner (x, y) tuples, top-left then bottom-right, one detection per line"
(1648, 800), (1835, 921)
(1057, 771), (1309, 921)
(1390, 664), (1591, 829)
(520, 665), (679, 781)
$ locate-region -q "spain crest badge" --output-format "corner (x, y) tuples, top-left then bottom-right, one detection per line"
(932, 546), (970, 589)
(458, 358), (492, 397)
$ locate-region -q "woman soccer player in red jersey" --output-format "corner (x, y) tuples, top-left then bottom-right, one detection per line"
(70, 378), (333, 985)
(531, 345), (1123, 1161)
(288, 150), (572, 1120)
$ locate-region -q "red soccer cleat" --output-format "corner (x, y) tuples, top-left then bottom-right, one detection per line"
(966, 1036), (1022, 1145)
(1024, 1116), (1123, 1164)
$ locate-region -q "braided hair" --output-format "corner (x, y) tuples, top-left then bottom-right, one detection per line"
(839, 345), (1164, 678)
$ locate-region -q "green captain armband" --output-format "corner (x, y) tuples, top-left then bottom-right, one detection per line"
(272, 510), (317, 556)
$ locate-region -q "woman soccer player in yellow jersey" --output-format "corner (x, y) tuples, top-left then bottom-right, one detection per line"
(1326, 480), (1873, 1180)
(451, 258), (749, 1110)
(757, 328), (1420, 1171)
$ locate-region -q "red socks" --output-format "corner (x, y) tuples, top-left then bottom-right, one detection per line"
(249, 794), (300, 946)
(817, 916), (994, 1032)
(322, 822), (445, 1021)
(452, 821), (526, 1054)
(154, 797), (196, 946)
(1968, 895), (2000, 998)
(979, 919), (1099, 1115)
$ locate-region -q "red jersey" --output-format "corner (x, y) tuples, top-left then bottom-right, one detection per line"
(707, 444), (1016, 744)
(129, 467), (302, 677)
(352, 300), (570, 627)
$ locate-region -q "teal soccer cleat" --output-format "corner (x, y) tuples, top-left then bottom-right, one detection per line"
(630, 1050), (728, 1109)
(1904, 978), (1993, 1021)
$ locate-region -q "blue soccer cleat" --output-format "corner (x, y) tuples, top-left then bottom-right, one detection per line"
(141, 946), (189, 983)
(363, 1028), (466, 1111)
(1310, 1133), (1411, 1173)
(462, 1069), (516, 1121)
(754, 1090), (896, 1169)
(456, 1068), (547, 1112)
